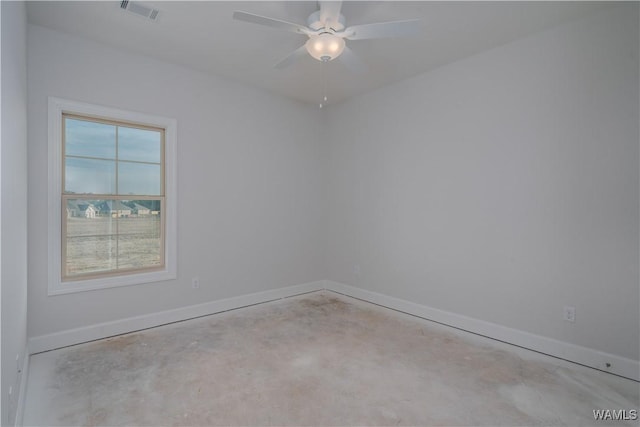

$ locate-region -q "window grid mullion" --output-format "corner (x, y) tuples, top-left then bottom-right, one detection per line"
(115, 125), (119, 271)
(65, 154), (160, 167)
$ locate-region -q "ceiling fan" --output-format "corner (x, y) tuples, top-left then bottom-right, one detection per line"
(232, 1), (421, 73)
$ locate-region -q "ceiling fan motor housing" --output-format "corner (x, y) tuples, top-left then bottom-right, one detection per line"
(307, 10), (346, 32)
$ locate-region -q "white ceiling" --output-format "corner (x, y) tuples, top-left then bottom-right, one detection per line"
(27, 1), (612, 105)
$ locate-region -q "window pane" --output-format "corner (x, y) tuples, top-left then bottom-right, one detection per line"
(65, 201), (118, 276)
(117, 200), (162, 270)
(65, 157), (116, 194)
(118, 162), (161, 195)
(65, 118), (116, 159)
(118, 126), (161, 163)
(64, 199), (163, 277)
(66, 235), (117, 276)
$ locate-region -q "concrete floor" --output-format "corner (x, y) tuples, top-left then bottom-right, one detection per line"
(23, 291), (638, 426)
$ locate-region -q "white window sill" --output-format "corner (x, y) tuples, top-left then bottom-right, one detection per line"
(49, 269), (177, 296)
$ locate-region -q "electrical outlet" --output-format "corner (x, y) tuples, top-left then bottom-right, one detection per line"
(563, 306), (576, 322)
(192, 277), (200, 289)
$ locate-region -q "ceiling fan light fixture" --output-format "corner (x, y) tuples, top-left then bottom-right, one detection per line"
(305, 33), (345, 62)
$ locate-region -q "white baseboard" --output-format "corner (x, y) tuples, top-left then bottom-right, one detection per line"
(14, 348), (29, 427)
(28, 281), (325, 355)
(324, 281), (640, 382)
(26, 279), (639, 382)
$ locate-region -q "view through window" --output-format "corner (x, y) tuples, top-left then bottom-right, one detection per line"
(62, 114), (165, 280)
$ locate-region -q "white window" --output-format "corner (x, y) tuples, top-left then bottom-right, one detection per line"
(48, 98), (177, 295)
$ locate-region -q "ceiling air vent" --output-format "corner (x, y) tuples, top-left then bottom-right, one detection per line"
(120, 1), (160, 22)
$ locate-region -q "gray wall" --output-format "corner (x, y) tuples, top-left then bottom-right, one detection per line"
(27, 25), (327, 338)
(326, 4), (639, 361)
(1, 1), (29, 424)
(22, 2), (639, 373)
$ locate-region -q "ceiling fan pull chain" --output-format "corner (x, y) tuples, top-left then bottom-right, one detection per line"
(320, 59), (328, 108)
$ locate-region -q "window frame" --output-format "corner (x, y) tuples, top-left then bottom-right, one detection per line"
(48, 97), (177, 295)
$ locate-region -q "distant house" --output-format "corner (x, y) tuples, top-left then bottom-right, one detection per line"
(97, 200), (132, 218)
(66, 201), (98, 219)
(111, 201), (132, 217)
(132, 203), (150, 216)
(66, 201), (79, 218)
(84, 205), (97, 219)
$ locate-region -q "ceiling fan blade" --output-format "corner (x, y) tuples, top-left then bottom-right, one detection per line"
(274, 45), (309, 69)
(338, 46), (367, 74)
(344, 19), (421, 40)
(319, 1), (343, 27)
(233, 11), (310, 35)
